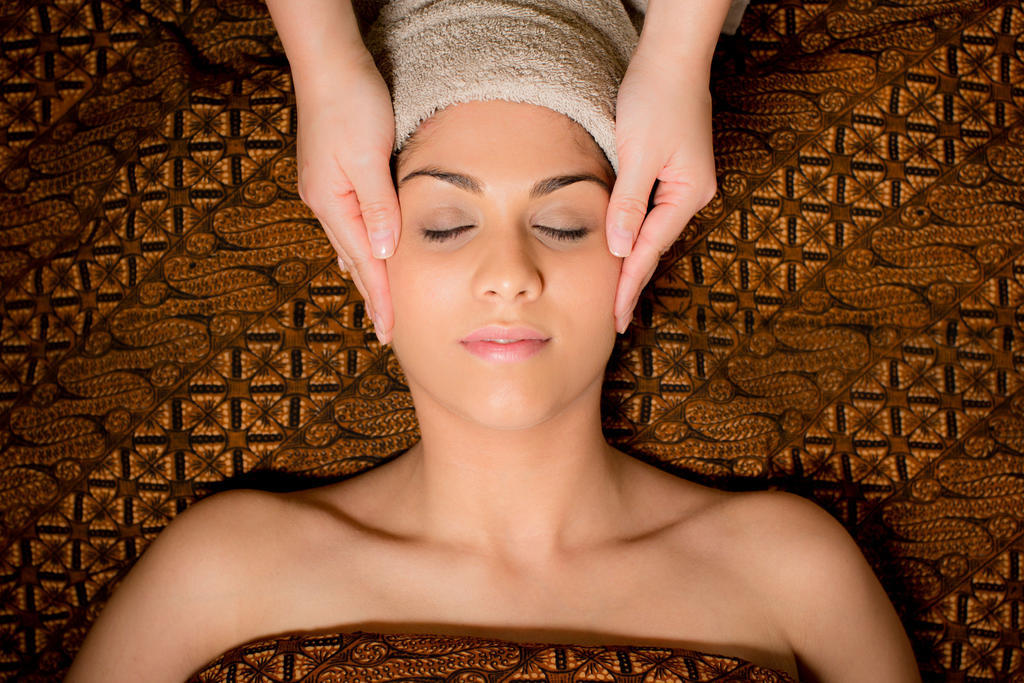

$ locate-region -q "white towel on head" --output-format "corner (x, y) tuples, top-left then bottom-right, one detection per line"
(356, 0), (750, 172)
(365, 0), (638, 172)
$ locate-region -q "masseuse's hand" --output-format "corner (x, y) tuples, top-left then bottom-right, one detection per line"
(294, 52), (398, 343)
(607, 48), (718, 334)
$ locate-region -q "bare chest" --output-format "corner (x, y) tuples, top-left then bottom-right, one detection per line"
(239, 535), (796, 676)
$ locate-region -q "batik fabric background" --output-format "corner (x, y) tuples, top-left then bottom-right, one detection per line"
(1, 0), (1023, 680)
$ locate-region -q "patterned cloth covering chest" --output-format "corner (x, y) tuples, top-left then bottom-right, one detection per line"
(188, 631), (796, 682)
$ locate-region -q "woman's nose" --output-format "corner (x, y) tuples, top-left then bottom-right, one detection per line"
(472, 229), (543, 303)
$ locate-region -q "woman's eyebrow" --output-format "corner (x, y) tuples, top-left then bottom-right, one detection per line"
(398, 167), (610, 197)
(530, 173), (611, 198)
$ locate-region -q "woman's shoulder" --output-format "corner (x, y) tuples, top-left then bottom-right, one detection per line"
(667, 483), (873, 596)
(671, 485), (920, 681)
(623, 458), (870, 594)
(706, 486), (851, 550)
(66, 486), (357, 682)
(170, 480), (376, 545)
(136, 487), (326, 568)
(625, 456), (847, 554)
(170, 486), (330, 536)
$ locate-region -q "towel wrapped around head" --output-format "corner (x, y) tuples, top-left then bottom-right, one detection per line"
(364, 0), (639, 172)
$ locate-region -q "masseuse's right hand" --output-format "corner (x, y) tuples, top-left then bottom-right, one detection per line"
(293, 51), (398, 344)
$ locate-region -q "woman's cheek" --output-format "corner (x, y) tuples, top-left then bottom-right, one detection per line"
(385, 255), (419, 345)
(571, 248), (620, 323)
(388, 255), (458, 344)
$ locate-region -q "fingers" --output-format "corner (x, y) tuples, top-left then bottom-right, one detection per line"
(312, 193), (395, 344)
(614, 236), (659, 334)
(613, 182), (716, 334)
(337, 248), (392, 344)
(299, 149), (399, 344)
(348, 156), (402, 259)
(342, 249), (393, 348)
(605, 152), (660, 258)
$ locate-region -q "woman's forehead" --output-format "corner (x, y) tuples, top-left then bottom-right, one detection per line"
(398, 101), (611, 177)
(413, 102), (596, 150)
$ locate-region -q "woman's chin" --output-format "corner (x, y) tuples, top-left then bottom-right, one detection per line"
(453, 388), (560, 430)
(456, 404), (558, 431)
(412, 382), (574, 432)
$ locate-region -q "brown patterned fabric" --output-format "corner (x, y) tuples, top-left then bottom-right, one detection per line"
(186, 631), (796, 683)
(1, 0), (1023, 680)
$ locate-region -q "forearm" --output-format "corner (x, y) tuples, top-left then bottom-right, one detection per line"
(638, 0), (732, 78)
(265, 0), (371, 93)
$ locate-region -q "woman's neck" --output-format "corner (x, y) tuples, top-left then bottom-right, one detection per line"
(384, 380), (630, 562)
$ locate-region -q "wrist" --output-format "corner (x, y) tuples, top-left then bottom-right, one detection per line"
(636, 0), (730, 70)
(627, 43), (711, 90)
(266, 0), (374, 96)
(290, 46), (377, 101)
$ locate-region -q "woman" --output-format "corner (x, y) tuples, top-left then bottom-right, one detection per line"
(67, 2), (921, 681)
(67, 97), (919, 683)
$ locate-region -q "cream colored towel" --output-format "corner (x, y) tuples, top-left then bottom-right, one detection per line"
(365, 0), (637, 171)
(359, 0), (750, 172)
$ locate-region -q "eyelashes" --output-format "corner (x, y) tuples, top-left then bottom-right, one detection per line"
(537, 226), (590, 242)
(421, 225), (590, 243)
(422, 225), (474, 242)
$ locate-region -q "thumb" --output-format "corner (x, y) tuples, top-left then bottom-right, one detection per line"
(606, 154), (659, 258)
(349, 157), (402, 258)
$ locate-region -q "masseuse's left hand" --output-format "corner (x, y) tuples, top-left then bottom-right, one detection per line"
(607, 47), (718, 334)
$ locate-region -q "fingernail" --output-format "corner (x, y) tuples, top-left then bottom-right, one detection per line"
(337, 258), (348, 274)
(373, 323), (385, 345)
(617, 305), (637, 334)
(609, 226), (633, 258)
(370, 230), (394, 258)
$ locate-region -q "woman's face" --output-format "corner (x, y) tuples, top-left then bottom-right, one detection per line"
(389, 100), (621, 430)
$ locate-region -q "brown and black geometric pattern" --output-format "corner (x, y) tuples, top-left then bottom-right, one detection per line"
(188, 630), (796, 683)
(0, 0), (1022, 680)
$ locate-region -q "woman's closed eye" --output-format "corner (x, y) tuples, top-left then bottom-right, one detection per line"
(535, 225), (589, 241)
(420, 225), (590, 243)
(422, 225), (475, 242)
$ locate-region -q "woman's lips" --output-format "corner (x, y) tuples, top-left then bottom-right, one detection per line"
(460, 326), (550, 362)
